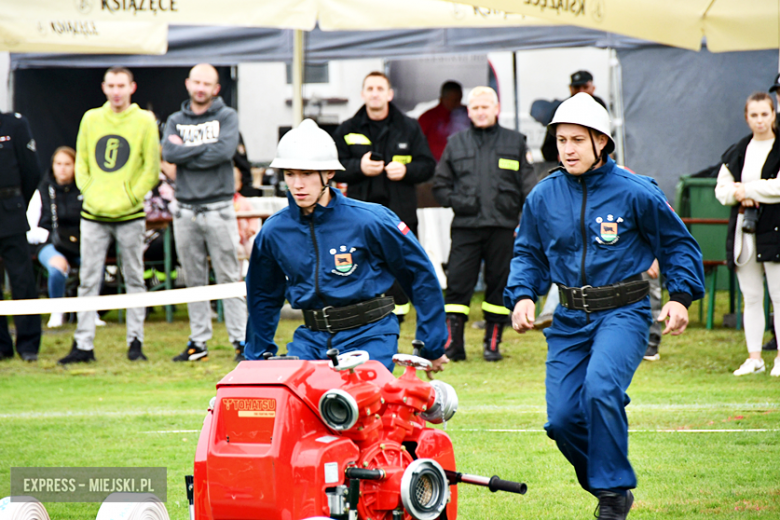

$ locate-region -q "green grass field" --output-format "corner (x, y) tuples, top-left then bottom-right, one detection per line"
(1, 293), (778, 519)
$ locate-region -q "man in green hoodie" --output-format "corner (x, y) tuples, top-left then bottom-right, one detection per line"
(59, 67), (160, 365)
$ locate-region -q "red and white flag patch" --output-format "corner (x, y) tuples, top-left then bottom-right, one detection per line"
(397, 221), (410, 235)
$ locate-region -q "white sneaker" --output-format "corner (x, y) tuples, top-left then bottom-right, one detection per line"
(733, 358), (765, 376)
(771, 358), (780, 377)
(95, 317), (107, 327)
(47, 312), (64, 328)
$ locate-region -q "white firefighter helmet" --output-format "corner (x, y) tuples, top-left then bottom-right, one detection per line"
(270, 119), (345, 171)
(549, 92), (615, 155)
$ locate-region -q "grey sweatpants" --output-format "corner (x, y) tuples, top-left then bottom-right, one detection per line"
(75, 219), (146, 351)
(174, 200), (247, 344)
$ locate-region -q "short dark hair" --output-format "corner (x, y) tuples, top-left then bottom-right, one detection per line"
(440, 81), (463, 97)
(745, 91), (775, 115)
(363, 71), (391, 89)
(104, 67), (134, 83)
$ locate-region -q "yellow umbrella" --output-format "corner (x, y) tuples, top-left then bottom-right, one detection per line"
(10, 0), (551, 30)
(318, 0), (553, 29)
(10, 0), (318, 29)
(0, 19), (168, 53)
(440, 0), (780, 52)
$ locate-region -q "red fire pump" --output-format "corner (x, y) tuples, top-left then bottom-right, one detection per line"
(187, 343), (526, 520)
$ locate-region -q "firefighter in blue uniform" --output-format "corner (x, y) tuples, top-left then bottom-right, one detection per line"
(245, 119), (449, 374)
(505, 94), (705, 519)
(0, 111), (42, 362)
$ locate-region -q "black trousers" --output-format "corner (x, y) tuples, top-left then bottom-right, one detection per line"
(385, 222), (417, 315)
(445, 227), (514, 324)
(0, 233), (41, 356)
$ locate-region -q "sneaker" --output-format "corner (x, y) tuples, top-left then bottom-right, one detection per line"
(771, 358), (780, 377)
(20, 352), (38, 362)
(233, 341), (246, 362)
(595, 490), (634, 520)
(733, 357), (765, 376)
(127, 338), (147, 361)
(173, 341), (208, 362)
(533, 311), (553, 330)
(95, 317), (107, 327)
(47, 312), (64, 328)
(643, 344), (660, 361)
(58, 341), (96, 365)
(763, 337), (778, 351)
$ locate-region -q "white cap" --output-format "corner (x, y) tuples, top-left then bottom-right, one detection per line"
(549, 93), (614, 155)
(270, 119), (345, 171)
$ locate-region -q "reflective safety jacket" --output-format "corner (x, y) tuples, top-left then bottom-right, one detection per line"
(245, 188), (447, 360)
(504, 157), (705, 309)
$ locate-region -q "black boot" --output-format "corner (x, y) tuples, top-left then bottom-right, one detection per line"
(444, 313), (467, 361)
(483, 321), (504, 362)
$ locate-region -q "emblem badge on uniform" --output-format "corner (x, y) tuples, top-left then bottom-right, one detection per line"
(335, 253), (353, 273)
(595, 215), (624, 244)
(600, 222), (618, 242)
(330, 246), (358, 276)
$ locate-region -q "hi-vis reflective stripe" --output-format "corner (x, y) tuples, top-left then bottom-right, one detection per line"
(445, 304), (470, 315)
(393, 303), (411, 316)
(498, 158), (520, 171)
(344, 133), (372, 145)
(482, 301), (510, 315)
(391, 155), (412, 164)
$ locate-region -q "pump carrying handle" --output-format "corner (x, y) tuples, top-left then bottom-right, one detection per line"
(392, 354), (432, 370)
(327, 349), (369, 371)
(444, 470), (527, 495)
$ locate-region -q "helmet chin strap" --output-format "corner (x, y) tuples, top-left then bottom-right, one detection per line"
(304, 171), (330, 214)
(586, 128), (604, 172)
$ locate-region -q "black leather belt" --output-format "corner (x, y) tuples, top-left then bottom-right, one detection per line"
(558, 275), (649, 313)
(0, 187), (21, 199)
(303, 296), (395, 333)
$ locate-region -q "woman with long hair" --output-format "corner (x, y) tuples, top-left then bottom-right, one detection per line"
(26, 147), (86, 328)
(715, 92), (780, 377)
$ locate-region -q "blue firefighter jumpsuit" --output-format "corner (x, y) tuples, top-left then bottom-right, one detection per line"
(504, 157), (705, 494)
(245, 188), (447, 371)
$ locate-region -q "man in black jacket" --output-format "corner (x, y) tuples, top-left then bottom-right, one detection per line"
(334, 71), (436, 321)
(433, 87), (535, 361)
(0, 111), (42, 361)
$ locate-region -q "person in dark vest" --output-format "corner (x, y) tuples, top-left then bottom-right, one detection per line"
(0, 110), (42, 361)
(716, 92), (780, 377)
(433, 86), (536, 362)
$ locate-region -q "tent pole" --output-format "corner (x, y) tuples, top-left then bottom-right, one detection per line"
(292, 29), (304, 127)
(513, 51), (520, 132)
(609, 48), (626, 167)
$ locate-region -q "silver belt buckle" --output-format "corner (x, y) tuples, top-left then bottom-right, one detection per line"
(321, 306), (334, 333)
(579, 285), (592, 313)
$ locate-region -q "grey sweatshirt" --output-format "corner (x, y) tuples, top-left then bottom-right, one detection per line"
(162, 96), (239, 204)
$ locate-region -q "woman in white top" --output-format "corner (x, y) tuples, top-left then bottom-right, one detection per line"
(715, 92), (780, 377)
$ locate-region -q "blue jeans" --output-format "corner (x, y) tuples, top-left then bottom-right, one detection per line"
(38, 244), (78, 299)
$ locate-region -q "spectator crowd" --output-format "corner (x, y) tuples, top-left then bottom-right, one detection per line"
(0, 64), (777, 386)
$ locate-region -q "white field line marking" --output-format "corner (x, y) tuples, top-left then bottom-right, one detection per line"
(460, 403), (779, 412)
(452, 428), (780, 433)
(141, 430), (201, 434)
(2, 404), (778, 420)
(0, 410), (206, 419)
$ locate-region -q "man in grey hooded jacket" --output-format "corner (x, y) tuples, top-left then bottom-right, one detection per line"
(162, 63), (247, 362)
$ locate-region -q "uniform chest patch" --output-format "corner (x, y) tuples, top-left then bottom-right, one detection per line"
(330, 246), (358, 276)
(595, 214), (624, 244)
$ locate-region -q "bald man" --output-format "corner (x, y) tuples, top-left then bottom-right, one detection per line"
(162, 63), (248, 362)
